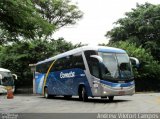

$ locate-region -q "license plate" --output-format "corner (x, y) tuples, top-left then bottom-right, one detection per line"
(119, 91), (125, 95)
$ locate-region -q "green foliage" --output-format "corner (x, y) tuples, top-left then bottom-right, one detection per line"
(0, 0), (83, 43)
(0, 0), (53, 40)
(105, 2), (160, 91)
(34, 0), (83, 29)
(0, 39), (83, 86)
(106, 2), (160, 60)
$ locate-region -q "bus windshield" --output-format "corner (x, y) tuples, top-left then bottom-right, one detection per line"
(0, 71), (14, 86)
(99, 52), (133, 80)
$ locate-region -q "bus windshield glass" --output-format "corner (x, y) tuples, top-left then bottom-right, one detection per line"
(99, 52), (133, 80)
(0, 71), (14, 86)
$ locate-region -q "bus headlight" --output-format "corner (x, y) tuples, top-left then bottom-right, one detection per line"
(103, 91), (107, 94)
(93, 84), (98, 88)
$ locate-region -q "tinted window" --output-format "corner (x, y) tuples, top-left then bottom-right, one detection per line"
(51, 57), (71, 71)
(71, 53), (85, 70)
(84, 50), (97, 62)
(36, 53), (85, 73)
(0, 71), (14, 86)
(51, 53), (85, 72)
(88, 58), (100, 78)
(84, 50), (100, 78)
(36, 61), (52, 73)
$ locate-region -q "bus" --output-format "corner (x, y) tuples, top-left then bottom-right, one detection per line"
(0, 68), (17, 94)
(35, 46), (139, 101)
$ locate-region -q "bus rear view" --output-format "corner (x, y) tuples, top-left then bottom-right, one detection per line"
(35, 46), (139, 102)
(0, 68), (16, 94)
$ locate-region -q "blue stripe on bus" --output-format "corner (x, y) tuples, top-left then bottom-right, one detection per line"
(100, 80), (134, 87)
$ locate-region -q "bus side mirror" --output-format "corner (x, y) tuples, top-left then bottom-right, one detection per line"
(90, 55), (103, 63)
(130, 57), (140, 68)
(12, 74), (17, 80)
(0, 74), (2, 80)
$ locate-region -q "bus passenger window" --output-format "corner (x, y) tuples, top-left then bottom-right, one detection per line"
(72, 53), (85, 70)
(84, 50), (100, 78)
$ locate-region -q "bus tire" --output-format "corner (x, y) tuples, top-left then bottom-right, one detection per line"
(78, 86), (83, 100)
(81, 86), (88, 102)
(108, 96), (114, 101)
(44, 87), (50, 99)
(101, 96), (107, 99)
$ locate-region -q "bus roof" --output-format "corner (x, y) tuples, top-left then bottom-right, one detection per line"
(36, 46), (126, 65)
(0, 68), (11, 72)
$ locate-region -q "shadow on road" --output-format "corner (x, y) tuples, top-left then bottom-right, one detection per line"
(39, 96), (131, 104)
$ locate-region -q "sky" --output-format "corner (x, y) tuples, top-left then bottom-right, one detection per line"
(53, 0), (160, 45)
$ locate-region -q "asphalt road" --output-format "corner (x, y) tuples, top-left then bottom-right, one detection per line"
(0, 93), (160, 113)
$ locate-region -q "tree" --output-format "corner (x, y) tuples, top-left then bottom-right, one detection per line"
(34, 0), (83, 29)
(0, 0), (83, 43)
(0, 0), (53, 41)
(106, 3), (160, 60)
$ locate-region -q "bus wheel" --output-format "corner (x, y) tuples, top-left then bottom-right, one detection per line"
(44, 87), (50, 99)
(81, 87), (88, 102)
(108, 96), (114, 102)
(101, 96), (107, 99)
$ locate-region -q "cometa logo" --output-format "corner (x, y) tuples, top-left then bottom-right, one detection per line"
(60, 71), (75, 79)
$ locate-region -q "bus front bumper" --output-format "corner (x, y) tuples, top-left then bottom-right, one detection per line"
(101, 84), (135, 96)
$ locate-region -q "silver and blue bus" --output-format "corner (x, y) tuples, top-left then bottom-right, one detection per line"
(35, 46), (139, 101)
